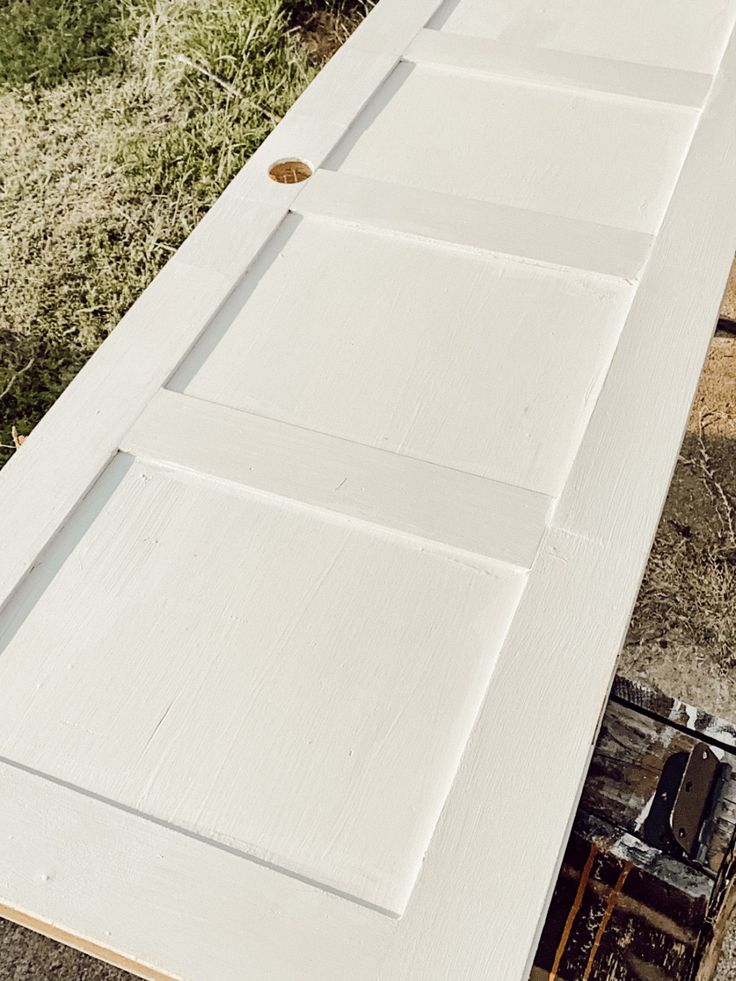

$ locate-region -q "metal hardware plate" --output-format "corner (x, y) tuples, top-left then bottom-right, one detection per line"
(670, 742), (720, 857)
(644, 741), (721, 859)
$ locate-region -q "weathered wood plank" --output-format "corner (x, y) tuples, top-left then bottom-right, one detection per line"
(532, 678), (736, 980)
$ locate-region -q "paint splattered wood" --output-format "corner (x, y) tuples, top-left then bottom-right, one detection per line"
(0, 0), (734, 977)
(532, 678), (736, 980)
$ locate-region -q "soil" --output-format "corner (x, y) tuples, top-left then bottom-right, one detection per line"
(722, 258), (736, 321)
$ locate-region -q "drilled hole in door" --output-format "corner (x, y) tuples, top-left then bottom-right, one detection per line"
(269, 159), (313, 184)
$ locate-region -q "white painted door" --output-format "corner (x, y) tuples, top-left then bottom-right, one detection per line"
(0, 0), (735, 978)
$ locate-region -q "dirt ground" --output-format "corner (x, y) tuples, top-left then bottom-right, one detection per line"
(621, 331), (736, 715)
(722, 259), (736, 320)
(0, 272), (735, 977)
(0, 919), (128, 979)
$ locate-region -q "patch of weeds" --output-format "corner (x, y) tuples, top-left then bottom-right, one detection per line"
(117, 0), (316, 217)
(0, 329), (87, 466)
(626, 427), (736, 666)
(0, 0), (133, 87)
(284, 0), (375, 64)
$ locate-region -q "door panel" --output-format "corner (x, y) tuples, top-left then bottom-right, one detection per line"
(0, 453), (523, 914)
(174, 214), (634, 495)
(430, 0), (735, 73)
(0, 0), (734, 977)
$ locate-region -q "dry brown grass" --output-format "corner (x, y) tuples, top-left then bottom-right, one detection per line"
(623, 335), (736, 675)
(722, 259), (736, 321)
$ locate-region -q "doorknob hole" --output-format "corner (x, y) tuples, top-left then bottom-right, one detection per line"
(269, 159), (313, 184)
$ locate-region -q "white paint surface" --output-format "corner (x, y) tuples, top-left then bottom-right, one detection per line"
(123, 389), (551, 568)
(405, 29), (713, 107)
(0, 455), (522, 914)
(0, 0), (734, 977)
(174, 214), (633, 496)
(430, 0), (736, 74)
(328, 63), (697, 233)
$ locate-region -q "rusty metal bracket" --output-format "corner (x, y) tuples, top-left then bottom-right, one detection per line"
(644, 742), (724, 859)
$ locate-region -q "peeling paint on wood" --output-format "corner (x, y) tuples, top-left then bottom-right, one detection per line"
(533, 678), (736, 980)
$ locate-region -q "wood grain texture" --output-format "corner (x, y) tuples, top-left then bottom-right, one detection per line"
(533, 814), (714, 981)
(579, 700), (736, 877)
(123, 389), (550, 568)
(0, 0), (734, 976)
(533, 682), (736, 980)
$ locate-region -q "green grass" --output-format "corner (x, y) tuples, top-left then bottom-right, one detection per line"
(0, 0), (370, 465)
(0, 0), (132, 87)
